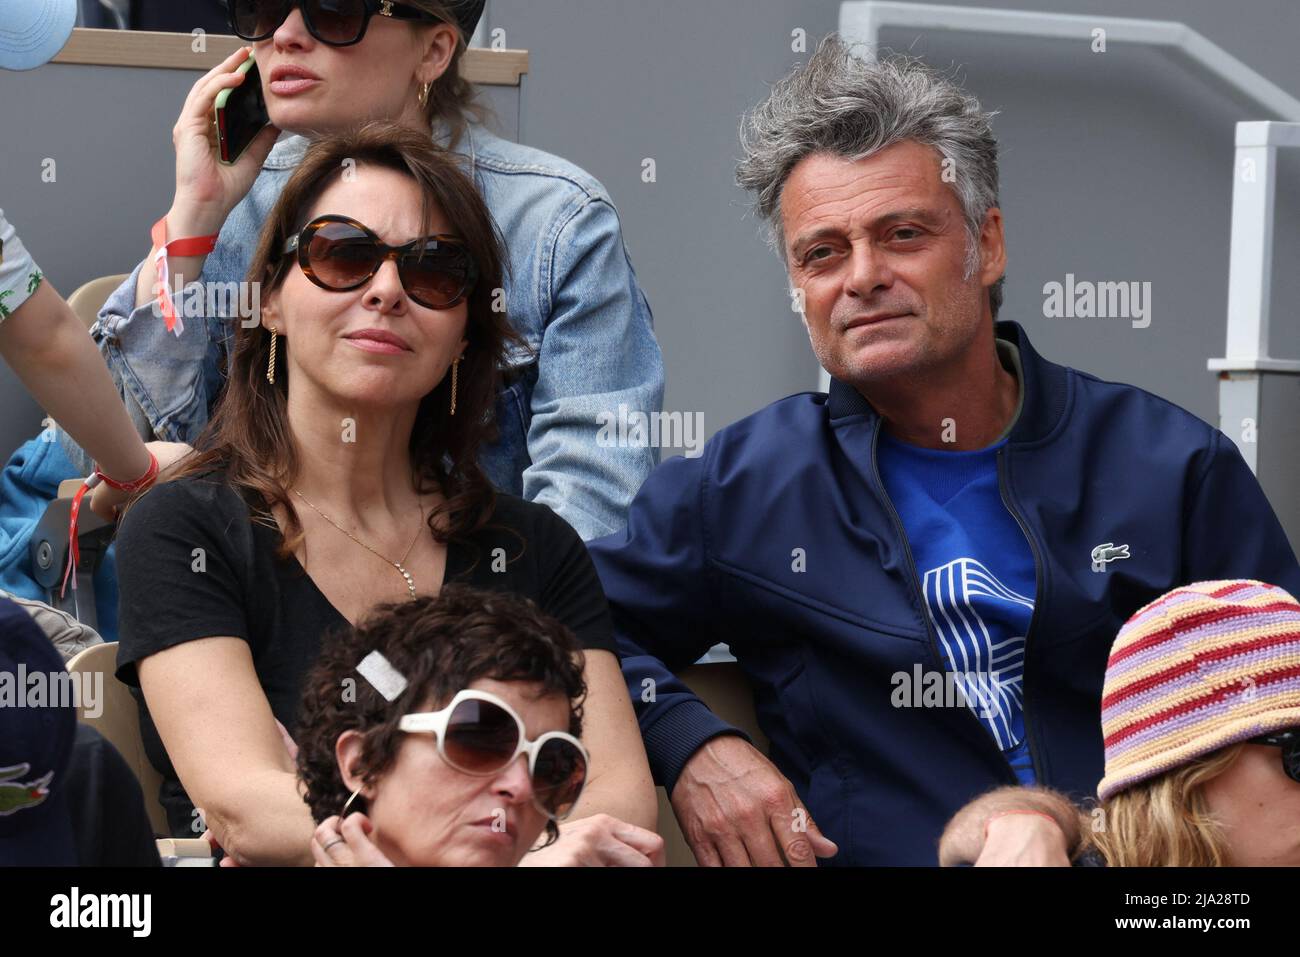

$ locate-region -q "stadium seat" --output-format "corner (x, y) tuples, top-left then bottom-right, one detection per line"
(66, 274), (129, 331)
(65, 641), (168, 836)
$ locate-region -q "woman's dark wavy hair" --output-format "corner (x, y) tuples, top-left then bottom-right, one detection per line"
(160, 121), (525, 556)
(296, 584), (587, 849)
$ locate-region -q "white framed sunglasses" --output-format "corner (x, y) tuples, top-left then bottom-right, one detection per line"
(398, 688), (588, 821)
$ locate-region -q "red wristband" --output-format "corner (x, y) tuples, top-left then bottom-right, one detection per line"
(151, 215), (219, 335)
(95, 450), (159, 492)
(983, 809), (1062, 844)
(59, 452), (159, 600)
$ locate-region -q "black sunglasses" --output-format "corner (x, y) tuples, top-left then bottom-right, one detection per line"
(228, 0), (441, 47)
(283, 214), (477, 310)
(1250, 729), (1300, 783)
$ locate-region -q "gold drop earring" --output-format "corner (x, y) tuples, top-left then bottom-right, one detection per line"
(449, 356), (459, 415)
(267, 327), (278, 385)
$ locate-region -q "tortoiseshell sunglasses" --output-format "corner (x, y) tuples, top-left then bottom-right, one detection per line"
(283, 215), (477, 310)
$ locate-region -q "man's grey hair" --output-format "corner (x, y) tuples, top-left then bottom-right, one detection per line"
(736, 34), (1005, 318)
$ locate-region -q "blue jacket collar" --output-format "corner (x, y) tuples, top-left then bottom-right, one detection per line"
(825, 319), (1069, 444)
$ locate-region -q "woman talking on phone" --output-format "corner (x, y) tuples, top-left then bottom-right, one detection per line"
(87, 0), (663, 544)
(85, 1), (661, 865)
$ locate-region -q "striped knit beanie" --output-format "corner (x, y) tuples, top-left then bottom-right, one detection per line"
(1097, 579), (1300, 801)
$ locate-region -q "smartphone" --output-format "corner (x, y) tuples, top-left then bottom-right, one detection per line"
(213, 51), (270, 166)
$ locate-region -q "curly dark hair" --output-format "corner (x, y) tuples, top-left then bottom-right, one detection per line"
(296, 584), (587, 849)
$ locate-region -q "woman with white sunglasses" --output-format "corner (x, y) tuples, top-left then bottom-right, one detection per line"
(298, 586), (663, 867)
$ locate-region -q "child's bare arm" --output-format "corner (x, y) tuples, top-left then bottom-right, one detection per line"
(0, 274), (154, 483)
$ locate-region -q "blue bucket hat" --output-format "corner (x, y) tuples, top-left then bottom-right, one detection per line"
(0, 0), (77, 72)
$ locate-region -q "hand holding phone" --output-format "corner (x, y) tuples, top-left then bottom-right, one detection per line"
(214, 49), (272, 165)
(167, 46), (280, 238)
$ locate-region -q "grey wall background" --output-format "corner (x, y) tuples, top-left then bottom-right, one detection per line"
(2, 0), (1298, 539)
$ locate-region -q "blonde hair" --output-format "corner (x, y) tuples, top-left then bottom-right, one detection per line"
(1087, 743), (1245, 867)
(406, 1), (492, 148)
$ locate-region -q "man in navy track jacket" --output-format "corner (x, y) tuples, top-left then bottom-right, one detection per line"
(587, 36), (1300, 866)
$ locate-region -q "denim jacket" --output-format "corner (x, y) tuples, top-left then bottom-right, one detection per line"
(82, 121), (664, 540)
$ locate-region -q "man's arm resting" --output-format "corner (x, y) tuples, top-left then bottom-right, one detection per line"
(938, 786), (1087, 867)
(618, 636), (763, 788)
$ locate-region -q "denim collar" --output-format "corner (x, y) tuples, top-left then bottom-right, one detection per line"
(826, 319), (1069, 445)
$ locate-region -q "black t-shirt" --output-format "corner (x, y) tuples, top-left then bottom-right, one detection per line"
(65, 724), (162, 867)
(113, 473), (615, 835)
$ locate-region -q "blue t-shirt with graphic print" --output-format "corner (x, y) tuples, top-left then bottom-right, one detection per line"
(877, 429), (1037, 785)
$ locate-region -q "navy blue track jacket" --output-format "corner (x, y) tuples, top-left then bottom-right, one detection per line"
(588, 320), (1300, 865)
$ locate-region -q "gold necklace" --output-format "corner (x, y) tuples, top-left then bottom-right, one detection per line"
(292, 489), (425, 600)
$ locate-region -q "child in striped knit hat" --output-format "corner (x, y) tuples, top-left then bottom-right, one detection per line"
(1088, 579), (1300, 866)
(940, 579), (1300, 866)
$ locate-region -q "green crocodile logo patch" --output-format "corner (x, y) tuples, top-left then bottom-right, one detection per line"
(0, 763), (53, 816)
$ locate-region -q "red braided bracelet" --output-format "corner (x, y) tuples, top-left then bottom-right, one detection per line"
(95, 451), (159, 492)
(60, 452), (159, 598)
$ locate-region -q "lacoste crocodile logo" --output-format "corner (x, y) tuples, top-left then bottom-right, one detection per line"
(1091, 542), (1130, 573)
(0, 763), (53, 816)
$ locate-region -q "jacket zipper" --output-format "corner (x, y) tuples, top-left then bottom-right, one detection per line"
(996, 447), (1046, 783)
(869, 421), (1017, 784)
